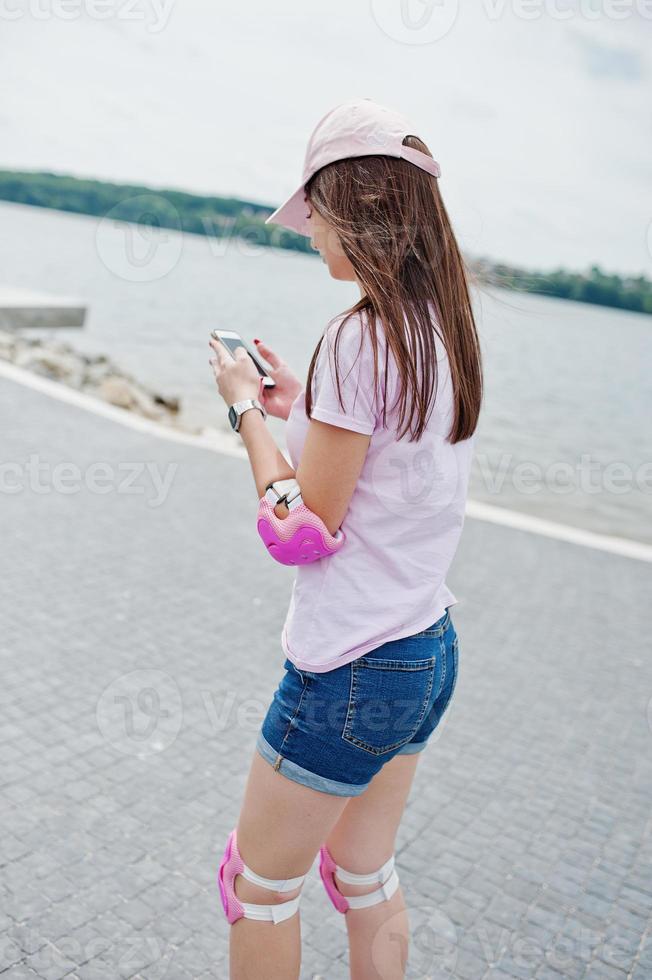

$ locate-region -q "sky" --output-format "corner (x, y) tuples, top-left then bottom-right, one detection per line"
(1, 0), (651, 274)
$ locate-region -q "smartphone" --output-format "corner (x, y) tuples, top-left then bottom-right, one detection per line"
(211, 329), (275, 388)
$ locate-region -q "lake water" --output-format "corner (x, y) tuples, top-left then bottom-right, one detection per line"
(1, 202), (650, 544)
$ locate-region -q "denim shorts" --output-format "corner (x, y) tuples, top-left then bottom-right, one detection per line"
(256, 607), (459, 797)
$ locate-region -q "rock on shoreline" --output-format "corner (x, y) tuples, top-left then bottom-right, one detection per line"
(0, 328), (182, 425)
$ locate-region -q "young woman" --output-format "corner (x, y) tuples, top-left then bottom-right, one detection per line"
(209, 99), (483, 980)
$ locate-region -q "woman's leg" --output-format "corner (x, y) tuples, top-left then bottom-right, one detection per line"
(228, 748), (350, 980)
(323, 752), (421, 980)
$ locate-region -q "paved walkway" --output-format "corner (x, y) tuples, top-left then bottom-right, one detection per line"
(1, 375), (651, 980)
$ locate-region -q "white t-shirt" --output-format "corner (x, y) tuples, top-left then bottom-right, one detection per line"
(282, 308), (475, 672)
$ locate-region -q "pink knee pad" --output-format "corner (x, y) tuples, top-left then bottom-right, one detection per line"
(319, 845), (400, 914)
(319, 845), (351, 913)
(218, 828), (306, 925)
(218, 829), (246, 924)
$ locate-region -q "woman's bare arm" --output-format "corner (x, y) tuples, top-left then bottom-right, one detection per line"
(209, 336), (369, 531)
(237, 409), (295, 498)
(295, 420), (370, 535)
(239, 411), (369, 534)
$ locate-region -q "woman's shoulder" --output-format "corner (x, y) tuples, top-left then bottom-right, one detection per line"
(322, 307), (388, 367)
(320, 302), (449, 393)
(325, 303), (444, 352)
(324, 306), (372, 340)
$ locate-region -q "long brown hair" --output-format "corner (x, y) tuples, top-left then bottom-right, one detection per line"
(304, 135), (483, 443)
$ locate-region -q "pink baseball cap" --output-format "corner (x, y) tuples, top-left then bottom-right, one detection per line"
(265, 98), (441, 238)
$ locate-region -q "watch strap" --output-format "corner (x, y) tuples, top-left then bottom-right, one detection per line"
(230, 398), (266, 431)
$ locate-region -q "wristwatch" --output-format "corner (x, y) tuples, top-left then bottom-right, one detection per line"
(228, 398), (267, 432)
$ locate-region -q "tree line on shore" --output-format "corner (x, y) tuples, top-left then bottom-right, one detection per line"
(1, 169), (649, 316)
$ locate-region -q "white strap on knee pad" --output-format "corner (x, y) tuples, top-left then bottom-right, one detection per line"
(219, 829), (306, 925)
(239, 864), (306, 923)
(333, 854), (400, 910)
(240, 893), (302, 924)
(241, 865), (306, 893)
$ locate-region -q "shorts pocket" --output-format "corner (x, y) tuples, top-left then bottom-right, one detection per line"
(342, 654), (437, 755)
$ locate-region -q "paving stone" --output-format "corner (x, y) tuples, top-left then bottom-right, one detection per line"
(113, 899), (155, 932)
(534, 966), (566, 979)
(583, 961), (628, 978)
(74, 957), (120, 980)
(485, 893), (529, 930)
(1, 377), (651, 979)
(1, 965), (43, 979)
(0, 936), (25, 972)
(24, 941), (78, 980)
(452, 945), (490, 979)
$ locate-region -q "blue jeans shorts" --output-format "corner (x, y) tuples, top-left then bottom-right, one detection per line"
(256, 608), (459, 797)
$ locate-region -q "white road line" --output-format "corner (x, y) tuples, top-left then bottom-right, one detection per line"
(465, 500), (652, 563)
(2, 358), (650, 563)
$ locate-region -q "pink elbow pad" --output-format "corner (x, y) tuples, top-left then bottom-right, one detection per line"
(257, 479), (345, 566)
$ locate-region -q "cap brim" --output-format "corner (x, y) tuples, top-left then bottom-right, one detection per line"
(264, 186), (311, 238)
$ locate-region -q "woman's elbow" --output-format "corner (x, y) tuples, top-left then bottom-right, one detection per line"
(299, 490), (345, 538)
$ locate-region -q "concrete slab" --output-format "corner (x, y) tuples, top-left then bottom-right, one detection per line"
(0, 372), (650, 979)
(0, 285), (86, 328)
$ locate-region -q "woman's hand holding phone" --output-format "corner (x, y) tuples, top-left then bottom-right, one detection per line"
(253, 340), (303, 420)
